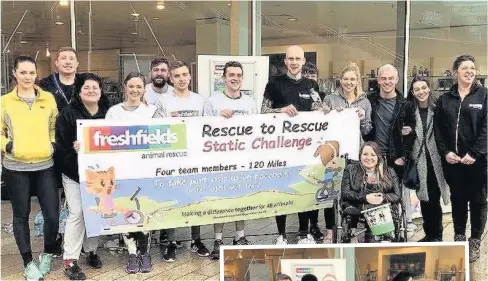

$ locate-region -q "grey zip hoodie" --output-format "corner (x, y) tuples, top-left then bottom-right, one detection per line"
(323, 88), (373, 137)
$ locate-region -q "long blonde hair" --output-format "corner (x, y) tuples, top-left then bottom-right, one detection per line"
(341, 62), (364, 96)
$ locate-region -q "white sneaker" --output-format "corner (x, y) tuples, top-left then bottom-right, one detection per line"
(275, 235), (288, 245)
(407, 223), (417, 232)
(297, 234), (317, 244)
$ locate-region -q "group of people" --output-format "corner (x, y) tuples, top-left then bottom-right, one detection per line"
(1, 44), (485, 281)
(276, 270), (414, 281)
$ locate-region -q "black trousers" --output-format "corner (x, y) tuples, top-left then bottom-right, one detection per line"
(276, 210), (317, 236)
(419, 164), (443, 239)
(4, 167), (60, 265)
(308, 208), (335, 230)
(444, 162), (487, 239)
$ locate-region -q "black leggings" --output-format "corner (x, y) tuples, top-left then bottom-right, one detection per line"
(419, 165), (443, 239)
(4, 167), (60, 266)
(276, 210), (327, 236)
(445, 163), (487, 239)
(309, 208), (335, 230)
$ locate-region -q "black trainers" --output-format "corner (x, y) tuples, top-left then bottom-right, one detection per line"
(190, 238), (210, 257)
(126, 254), (140, 274)
(163, 243), (177, 263)
(63, 260), (86, 280)
(454, 234), (467, 241)
(210, 239), (223, 260)
(469, 238), (481, 263)
(310, 224), (324, 241)
(233, 236), (250, 245)
(140, 253), (153, 273)
(86, 252), (102, 269)
(53, 235), (64, 258)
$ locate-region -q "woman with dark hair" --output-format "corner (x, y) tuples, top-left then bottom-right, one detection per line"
(340, 141), (401, 242)
(406, 76), (450, 242)
(434, 55), (487, 263)
(55, 73), (111, 280)
(392, 271), (413, 281)
(1, 56), (60, 280)
(105, 72), (164, 274)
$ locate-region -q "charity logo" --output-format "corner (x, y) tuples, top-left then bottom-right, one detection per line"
(85, 124), (187, 152)
(296, 268), (314, 274)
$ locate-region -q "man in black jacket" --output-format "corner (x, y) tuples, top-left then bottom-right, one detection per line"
(262, 45), (325, 245)
(364, 64), (417, 233)
(39, 46), (81, 113)
(38, 46), (82, 257)
(434, 54), (487, 262)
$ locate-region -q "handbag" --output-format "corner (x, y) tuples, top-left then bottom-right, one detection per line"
(403, 119), (431, 190)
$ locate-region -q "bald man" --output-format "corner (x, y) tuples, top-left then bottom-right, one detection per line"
(261, 45), (327, 245)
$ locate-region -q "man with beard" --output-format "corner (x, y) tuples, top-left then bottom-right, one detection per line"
(39, 46), (82, 257)
(145, 58), (174, 105)
(261, 45), (326, 245)
(154, 61), (210, 262)
(363, 64), (417, 235)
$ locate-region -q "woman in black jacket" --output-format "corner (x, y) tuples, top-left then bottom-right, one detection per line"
(406, 76), (450, 242)
(340, 141), (401, 242)
(55, 73), (110, 280)
(434, 55), (487, 263)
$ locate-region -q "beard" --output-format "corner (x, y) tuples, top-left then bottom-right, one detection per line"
(152, 76), (167, 88)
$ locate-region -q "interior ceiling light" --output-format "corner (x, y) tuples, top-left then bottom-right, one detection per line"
(20, 40), (28, 44)
(131, 31), (138, 35)
(287, 17), (298, 21)
(152, 16), (161, 20)
(156, 1), (165, 10)
(227, 2), (231, 6)
(46, 45), (51, 57)
(55, 15), (64, 25)
(131, 12), (140, 17)
(59, 0), (69, 6)
(16, 31), (23, 34)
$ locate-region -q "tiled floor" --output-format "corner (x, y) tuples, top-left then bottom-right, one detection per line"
(1, 201), (486, 281)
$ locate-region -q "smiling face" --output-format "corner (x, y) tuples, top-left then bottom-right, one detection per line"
(80, 79), (101, 106)
(224, 66), (243, 92)
(170, 65), (191, 92)
(412, 80), (430, 104)
(341, 70), (358, 95)
(151, 62), (169, 87)
(378, 68), (398, 95)
(124, 77), (145, 104)
(55, 50), (79, 75)
(456, 60), (476, 85)
(14, 61), (37, 90)
(360, 145), (378, 170)
(284, 46), (305, 76)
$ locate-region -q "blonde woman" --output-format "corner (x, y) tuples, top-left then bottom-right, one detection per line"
(320, 62), (372, 243)
(323, 62), (372, 139)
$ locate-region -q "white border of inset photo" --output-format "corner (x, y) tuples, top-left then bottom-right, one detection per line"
(220, 241), (469, 281)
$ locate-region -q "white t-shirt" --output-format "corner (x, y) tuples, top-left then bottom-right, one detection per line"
(203, 91), (257, 116)
(144, 83), (174, 105)
(155, 91), (206, 117)
(105, 103), (159, 120)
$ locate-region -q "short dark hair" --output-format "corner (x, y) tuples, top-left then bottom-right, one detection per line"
(151, 58), (169, 70)
(392, 271), (413, 281)
(57, 46), (77, 58)
(452, 55), (475, 72)
(124, 71), (146, 85)
(301, 274), (318, 281)
(14, 55), (37, 70)
(302, 62), (318, 75)
(223, 61), (243, 77)
(276, 274), (292, 281)
(169, 60), (189, 72)
(75, 73), (103, 96)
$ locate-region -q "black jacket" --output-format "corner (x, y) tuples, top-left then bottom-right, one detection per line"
(54, 79), (110, 183)
(39, 73), (83, 113)
(263, 74), (319, 111)
(340, 162), (401, 209)
(434, 83), (487, 164)
(364, 89), (416, 161)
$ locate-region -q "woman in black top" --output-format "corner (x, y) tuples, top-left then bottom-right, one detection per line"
(406, 76), (450, 242)
(434, 55), (487, 263)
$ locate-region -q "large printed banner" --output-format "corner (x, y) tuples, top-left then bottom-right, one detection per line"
(78, 110), (360, 237)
